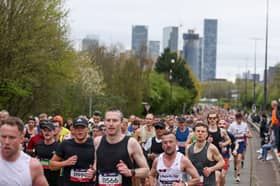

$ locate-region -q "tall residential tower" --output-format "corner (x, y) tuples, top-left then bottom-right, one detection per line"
(202, 19), (218, 81)
(163, 27), (178, 53)
(131, 25), (148, 57)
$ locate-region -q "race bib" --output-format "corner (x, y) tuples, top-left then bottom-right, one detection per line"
(40, 159), (50, 169)
(158, 169), (181, 186)
(99, 172), (122, 186)
(70, 168), (89, 182)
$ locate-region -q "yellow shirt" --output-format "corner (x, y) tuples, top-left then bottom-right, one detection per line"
(59, 127), (70, 142)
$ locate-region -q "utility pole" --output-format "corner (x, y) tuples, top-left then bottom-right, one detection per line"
(263, 0), (269, 111)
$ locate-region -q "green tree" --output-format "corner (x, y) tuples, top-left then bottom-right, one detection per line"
(154, 48), (200, 112)
(0, 0), (74, 117)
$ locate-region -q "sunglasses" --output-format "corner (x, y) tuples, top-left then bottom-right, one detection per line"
(208, 117), (217, 120)
(155, 126), (164, 130)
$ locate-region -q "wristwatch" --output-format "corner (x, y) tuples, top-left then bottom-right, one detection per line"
(130, 169), (136, 177)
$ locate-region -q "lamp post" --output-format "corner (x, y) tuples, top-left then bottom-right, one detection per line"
(250, 37), (262, 107)
(263, 0), (269, 111)
(169, 59), (175, 114)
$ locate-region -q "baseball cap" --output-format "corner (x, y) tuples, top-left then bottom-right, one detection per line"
(41, 121), (55, 130)
(39, 119), (49, 128)
(153, 121), (166, 129)
(176, 117), (185, 123)
(73, 117), (88, 127)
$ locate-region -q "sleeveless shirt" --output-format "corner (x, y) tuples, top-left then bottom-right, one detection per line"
(96, 136), (134, 186)
(0, 151), (32, 186)
(208, 127), (223, 153)
(156, 152), (185, 186)
(188, 142), (216, 186)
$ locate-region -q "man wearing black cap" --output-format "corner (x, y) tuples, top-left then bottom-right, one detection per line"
(50, 117), (95, 186)
(143, 121), (166, 168)
(35, 121), (60, 186)
(27, 120), (48, 156)
(175, 117), (192, 154)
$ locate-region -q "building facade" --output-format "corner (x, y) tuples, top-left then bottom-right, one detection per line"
(148, 40), (160, 59)
(163, 27), (178, 53)
(202, 19), (218, 81)
(131, 25), (148, 57)
(183, 30), (201, 80)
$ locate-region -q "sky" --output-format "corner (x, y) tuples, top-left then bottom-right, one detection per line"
(65, 0), (280, 81)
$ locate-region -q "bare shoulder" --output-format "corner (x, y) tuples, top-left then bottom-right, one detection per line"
(128, 136), (141, 150)
(209, 143), (219, 153)
(30, 158), (43, 171)
(94, 136), (103, 149)
(30, 158), (48, 186)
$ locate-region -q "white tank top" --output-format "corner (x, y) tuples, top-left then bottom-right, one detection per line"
(0, 151), (32, 186)
(156, 152), (184, 186)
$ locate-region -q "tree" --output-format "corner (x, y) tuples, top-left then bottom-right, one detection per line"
(154, 48), (200, 112)
(0, 0), (75, 117)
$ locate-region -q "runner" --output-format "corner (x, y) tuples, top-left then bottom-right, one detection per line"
(186, 122), (224, 186)
(35, 120), (60, 186)
(50, 117), (95, 186)
(27, 119), (48, 156)
(0, 116), (48, 186)
(207, 112), (231, 186)
(218, 119), (239, 186)
(95, 108), (149, 186)
(143, 120), (166, 168)
(227, 112), (252, 183)
(135, 113), (156, 146)
(149, 132), (200, 186)
(176, 117), (192, 154)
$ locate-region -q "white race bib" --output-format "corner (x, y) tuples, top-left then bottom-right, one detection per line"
(70, 168), (89, 182)
(99, 172), (122, 186)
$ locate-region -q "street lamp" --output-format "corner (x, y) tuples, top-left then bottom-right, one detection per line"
(169, 59), (175, 114)
(250, 37), (262, 107)
(263, 0), (269, 111)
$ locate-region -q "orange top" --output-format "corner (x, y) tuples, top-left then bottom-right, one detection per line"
(271, 108), (279, 126)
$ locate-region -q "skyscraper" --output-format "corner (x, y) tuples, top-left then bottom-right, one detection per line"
(202, 19), (218, 81)
(163, 27), (178, 53)
(183, 30), (201, 80)
(148, 41), (160, 59)
(131, 25), (148, 57)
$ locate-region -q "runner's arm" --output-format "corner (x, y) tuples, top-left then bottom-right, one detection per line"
(183, 157), (200, 186)
(221, 129), (231, 146)
(210, 144), (224, 171)
(129, 138), (150, 178)
(30, 158), (48, 186)
(149, 158), (158, 186)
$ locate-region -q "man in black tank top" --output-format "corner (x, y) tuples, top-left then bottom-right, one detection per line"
(207, 112), (231, 186)
(143, 121), (166, 168)
(50, 117), (95, 186)
(95, 108), (149, 186)
(186, 123), (224, 186)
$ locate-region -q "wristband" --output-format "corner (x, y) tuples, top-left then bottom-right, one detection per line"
(131, 169), (136, 177)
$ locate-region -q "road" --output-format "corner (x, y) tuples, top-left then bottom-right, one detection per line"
(225, 122), (280, 186)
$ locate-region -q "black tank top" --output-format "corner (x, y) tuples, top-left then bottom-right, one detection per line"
(96, 136), (134, 186)
(208, 127), (223, 153)
(188, 142), (216, 186)
(151, 137), (163, 154)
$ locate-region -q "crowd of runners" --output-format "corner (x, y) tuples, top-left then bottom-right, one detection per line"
(0, 105), (253, 186)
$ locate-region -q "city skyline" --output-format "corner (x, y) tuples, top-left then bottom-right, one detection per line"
(65, 0), (280, 81)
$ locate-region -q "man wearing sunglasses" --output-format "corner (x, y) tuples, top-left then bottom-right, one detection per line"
(207, 112), (231, 186)
(143, 121), (166, 168)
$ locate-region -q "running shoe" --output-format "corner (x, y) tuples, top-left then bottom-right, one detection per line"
(236, 176), (240, 183)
